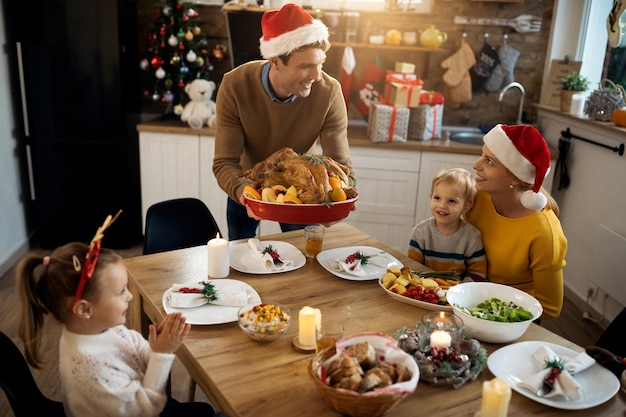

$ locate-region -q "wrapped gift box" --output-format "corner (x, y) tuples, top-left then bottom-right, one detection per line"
(368, 103), (410, 143)
(386, 80), (423, 107)
(408, 91), (445, 141)
(383, 71), (423, 107)
(395, 62), (416, 74)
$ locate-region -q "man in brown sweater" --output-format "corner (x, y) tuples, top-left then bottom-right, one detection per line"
(213, 3), (354, 240)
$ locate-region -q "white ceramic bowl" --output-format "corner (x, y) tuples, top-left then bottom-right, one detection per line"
(446, 282), (542, 343)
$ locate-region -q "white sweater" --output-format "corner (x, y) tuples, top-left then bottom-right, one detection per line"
(59, 325), (175, 417)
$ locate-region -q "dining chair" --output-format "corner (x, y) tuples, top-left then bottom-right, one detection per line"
(0, 331), (66, 417)
(143, 197), (222, 255)
(142, 197), (221, 401)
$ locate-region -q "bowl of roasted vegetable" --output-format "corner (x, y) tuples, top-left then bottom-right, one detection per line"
(240, 147), (358, 224)
(446, 282), (542, 343)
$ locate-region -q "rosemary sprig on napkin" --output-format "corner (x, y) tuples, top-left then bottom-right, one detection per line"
(200, 281), (218, 302)
(345, 251), (370, 269)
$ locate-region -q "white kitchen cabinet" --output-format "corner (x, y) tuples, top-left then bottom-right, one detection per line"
(139, 132), (228, 238)
(344, 147), (421, 255)
(415, 152), (478, 225)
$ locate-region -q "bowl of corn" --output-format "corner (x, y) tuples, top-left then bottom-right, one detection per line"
(238, 303), (291, 342)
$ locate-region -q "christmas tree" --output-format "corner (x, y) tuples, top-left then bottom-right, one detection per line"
(139, 0), (214, 114)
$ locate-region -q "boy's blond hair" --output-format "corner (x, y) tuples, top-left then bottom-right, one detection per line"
(431, 167), (477, 203)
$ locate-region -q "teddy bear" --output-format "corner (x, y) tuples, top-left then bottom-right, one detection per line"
(180, 79), (217, 129)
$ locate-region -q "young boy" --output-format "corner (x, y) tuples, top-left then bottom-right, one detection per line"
(408, 168), (487, 281)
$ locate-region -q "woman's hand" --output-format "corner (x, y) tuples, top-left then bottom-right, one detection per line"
(149, 312), (191, 354)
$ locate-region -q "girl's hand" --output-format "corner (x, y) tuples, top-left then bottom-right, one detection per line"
(148, 312), (191, 354)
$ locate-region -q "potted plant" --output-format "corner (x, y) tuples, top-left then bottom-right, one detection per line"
(559, 72), (590, 112)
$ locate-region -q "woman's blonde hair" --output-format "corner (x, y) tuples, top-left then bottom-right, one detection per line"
(17, 242), (122, 368)
(432, 167), (477, 204)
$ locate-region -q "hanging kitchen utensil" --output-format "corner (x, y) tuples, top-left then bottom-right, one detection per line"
(454, 15), (542, 33)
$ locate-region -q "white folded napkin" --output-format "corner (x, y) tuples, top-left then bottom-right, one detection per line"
(330, 254), (389, 277)
(247, 239), (294, 271)
(170, 282), (248, 308)
(518, 345), (595, 399)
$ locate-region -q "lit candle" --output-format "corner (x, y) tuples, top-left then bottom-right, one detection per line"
(207, 233), (230, 278)
(298, 306), (319, 347)
(480, 378), (511, 417)
(430, 330), (451, 349)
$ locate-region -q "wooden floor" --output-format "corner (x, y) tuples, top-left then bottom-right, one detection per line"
(0, 244), (606, 417)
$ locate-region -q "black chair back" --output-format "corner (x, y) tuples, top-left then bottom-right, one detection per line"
(143, 198), (222, 255)
(0, 331), (66, 417)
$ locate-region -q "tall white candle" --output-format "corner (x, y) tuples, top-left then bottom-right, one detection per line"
(430, 330), (451, 349)
(480, 378), (511, 417)
(207, 233), (230, 278)
(299, 306), (318, 347)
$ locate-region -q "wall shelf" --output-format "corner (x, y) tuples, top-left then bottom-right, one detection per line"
(331, 42), (445, 53)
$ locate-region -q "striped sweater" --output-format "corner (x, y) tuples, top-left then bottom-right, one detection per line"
(408, 217), (487, 281)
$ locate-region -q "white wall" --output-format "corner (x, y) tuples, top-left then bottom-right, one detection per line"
(0, 8), (29, 277)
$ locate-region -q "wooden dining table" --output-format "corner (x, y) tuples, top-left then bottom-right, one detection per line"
(124, 222), (624, 417)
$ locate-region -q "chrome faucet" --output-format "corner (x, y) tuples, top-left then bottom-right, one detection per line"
(499, 81), (526, 125)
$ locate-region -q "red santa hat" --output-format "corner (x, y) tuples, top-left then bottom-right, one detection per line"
(259, 3), (329, 59)
(483, 124), (551, 211)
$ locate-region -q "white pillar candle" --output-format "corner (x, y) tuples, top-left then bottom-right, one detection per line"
(569, 93), (585, 117)
(480, 378), (511, 417)
(298, 306), (319, 347)
(207, 233), (230, 278)
(430, 330), (451, 349)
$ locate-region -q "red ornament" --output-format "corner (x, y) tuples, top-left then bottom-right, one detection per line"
(182, 15), (189, 22)
(150, 56), (162, 69)
(170, 17), (175, 26)
(178, 44), (185, 51)
(176, 3), (182, 9)
(178, 80), (185, 88)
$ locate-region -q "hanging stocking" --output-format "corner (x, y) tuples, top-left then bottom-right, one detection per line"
(485, 41), (521, 92)
(470, 39), (499, 92)
(354, 53), (387, 119)
(340, 46), (356, 110)
(441, 41), (476, 87)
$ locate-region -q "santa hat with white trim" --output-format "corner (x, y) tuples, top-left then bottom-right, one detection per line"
(259, 3), (329, 59)
(483, 124), (551, 211)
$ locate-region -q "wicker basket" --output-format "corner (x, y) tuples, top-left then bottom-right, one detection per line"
(308, 346), (410, 417)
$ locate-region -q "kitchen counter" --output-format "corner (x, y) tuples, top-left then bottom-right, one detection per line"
(137, 119), (483, 156)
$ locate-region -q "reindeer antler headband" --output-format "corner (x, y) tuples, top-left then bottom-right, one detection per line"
(73, 210), (122, 304)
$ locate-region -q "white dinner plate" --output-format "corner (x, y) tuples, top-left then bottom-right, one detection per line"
(488, 340), (620, 410)
(316, 246), (403, 281)
(162, 279), (261, 325)
(229, 240), (306, 274)
(378, 278), (453, 312)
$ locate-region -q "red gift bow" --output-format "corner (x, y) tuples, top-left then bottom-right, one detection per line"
(419, 91), (445, 105)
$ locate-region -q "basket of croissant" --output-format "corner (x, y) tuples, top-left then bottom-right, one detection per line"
(309, 332), (419, 417)
(240, 147), (358, 224)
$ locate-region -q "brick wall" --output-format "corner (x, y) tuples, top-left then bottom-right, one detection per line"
(138, 0), (554, 128)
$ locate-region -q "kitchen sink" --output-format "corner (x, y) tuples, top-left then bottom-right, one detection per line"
(448, 131), (484, 146)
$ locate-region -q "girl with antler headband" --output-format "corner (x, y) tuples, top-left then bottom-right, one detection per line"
(16, 211), (218, 417)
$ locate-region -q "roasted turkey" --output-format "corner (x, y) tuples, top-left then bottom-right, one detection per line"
(239, 147), (355, 204)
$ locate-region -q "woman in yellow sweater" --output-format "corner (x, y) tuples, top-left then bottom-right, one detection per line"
(464, 124), (567, 319)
